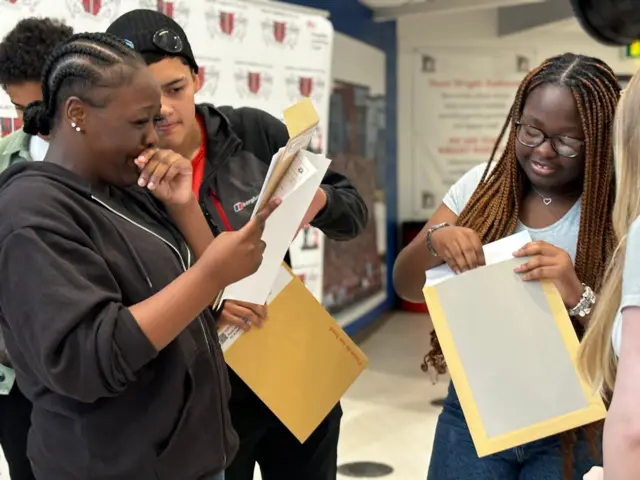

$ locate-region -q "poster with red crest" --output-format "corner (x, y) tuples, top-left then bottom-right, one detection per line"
(166, 0), (333, 302)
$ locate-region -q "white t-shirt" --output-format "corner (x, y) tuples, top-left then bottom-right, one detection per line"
(611, 217), (640, 357)
(443, 163), (582, 263)
(29, 135), (48, 162)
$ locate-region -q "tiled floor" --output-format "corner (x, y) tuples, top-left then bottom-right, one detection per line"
(252, 311), (448, 480)
(335, 311), (448, 479)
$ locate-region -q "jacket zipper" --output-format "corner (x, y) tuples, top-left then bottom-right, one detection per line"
(209, 191), (232, 232)
(91, 196), (227, 466)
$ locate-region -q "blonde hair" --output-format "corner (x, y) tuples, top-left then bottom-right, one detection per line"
(578, 71), (640, 396)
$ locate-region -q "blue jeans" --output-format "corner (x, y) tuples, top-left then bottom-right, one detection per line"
(427, 383), (601, 480)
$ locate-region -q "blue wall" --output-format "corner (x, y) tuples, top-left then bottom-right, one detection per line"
(283, 0), (398, 335)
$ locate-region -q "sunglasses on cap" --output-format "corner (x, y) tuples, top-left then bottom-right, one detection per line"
(153, 28), (183, 53)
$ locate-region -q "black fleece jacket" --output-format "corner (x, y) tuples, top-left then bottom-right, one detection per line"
(0, 162), (237, 479)
(194, 103), (368, 244)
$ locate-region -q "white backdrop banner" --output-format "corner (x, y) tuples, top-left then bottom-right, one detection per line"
(410, 48), (534, 218)
(0, 0), (333, 301)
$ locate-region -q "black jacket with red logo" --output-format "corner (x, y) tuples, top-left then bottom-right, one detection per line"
(195, 103), (367, 421)
(195, 103), (367, 243)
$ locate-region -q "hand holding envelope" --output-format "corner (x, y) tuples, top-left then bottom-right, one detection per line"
(219, 301), (267, 331)
(430, 225), (485, 274)
(513, 241), (584, 308)
(426, 230), (533, 286)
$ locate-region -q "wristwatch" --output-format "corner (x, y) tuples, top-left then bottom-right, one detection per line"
(426, 222), (450, 257)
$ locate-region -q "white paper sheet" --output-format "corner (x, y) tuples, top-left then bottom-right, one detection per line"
(425, 230), (532, 287)
(482, 230), (532, 266)
(222, 150), (331, 305)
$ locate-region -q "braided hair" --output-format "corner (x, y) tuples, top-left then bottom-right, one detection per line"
(23, 32), (143, 137)
(425, 53), (620, 478)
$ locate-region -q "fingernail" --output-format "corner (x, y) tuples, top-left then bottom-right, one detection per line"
(147, 182), (155, 190)
(138, 177), (145, 186)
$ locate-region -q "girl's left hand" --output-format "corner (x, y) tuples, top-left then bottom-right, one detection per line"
(135, 148), (194, 207)
(513, 241), (583, 308)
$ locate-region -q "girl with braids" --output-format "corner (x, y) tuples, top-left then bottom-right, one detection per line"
(0, 32), (280, 480)
(393, 53), (619, 479)
(578, 67), (640, 480)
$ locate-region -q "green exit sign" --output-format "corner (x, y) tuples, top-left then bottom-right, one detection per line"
(628, 41), (640, 57)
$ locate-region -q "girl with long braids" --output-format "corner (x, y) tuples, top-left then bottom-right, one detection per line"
(393, 53), (619, 479)
(0, 32), (280, 479)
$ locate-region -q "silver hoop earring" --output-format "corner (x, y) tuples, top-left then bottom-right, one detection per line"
(70, 122), (81, 132)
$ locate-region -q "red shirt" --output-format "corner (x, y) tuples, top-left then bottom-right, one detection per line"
(191, 116), (207, 199)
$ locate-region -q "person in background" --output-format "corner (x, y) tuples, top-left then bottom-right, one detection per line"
(578, 68), (640, 480)
(393, 53), (620, 479)
(107, 9), (367, 480)
(0, 31), (281, 480)
(0, 18), (73, 167)
(0, 17), (73, 480)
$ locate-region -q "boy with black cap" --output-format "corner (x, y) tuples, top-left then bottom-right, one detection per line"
(107, 9), (367, 480)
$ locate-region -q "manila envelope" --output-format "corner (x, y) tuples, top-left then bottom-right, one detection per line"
(221, 264), (368, 443)
(423, 258), (606, 457)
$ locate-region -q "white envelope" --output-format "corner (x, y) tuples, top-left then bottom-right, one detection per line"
(425, 230), (532, 287)
(223, 150), (331, 304)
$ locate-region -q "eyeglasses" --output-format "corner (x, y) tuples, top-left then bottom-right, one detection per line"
(515, 122), (584, 158)
(152, 28), (183, 54)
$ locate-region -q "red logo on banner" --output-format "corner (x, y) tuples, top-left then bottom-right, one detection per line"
(299, 77), (313, 97)
(0, 118), (22, 137)
(220, 12), (235, 35)
(273, 22), (286, 43)
(156, 0), (173, 17)
(248, 72), (261, 94)
(82, 0), (101, 15)
(196, 64), (221, 97)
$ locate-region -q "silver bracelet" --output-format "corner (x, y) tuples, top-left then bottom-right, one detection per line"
(426, 222), (449, 257)
(568, 284), (596, 318)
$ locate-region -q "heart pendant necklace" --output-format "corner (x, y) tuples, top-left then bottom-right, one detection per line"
(532, 187), (552, 206)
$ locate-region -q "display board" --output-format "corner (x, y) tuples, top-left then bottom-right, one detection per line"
(321, 81), (386, 316)
(410, 48), (533, 218)
(0, 0), (333, 300)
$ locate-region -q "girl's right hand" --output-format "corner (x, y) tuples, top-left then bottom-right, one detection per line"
(202, 198), (281, 286)
(430, 225), (485, 274)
